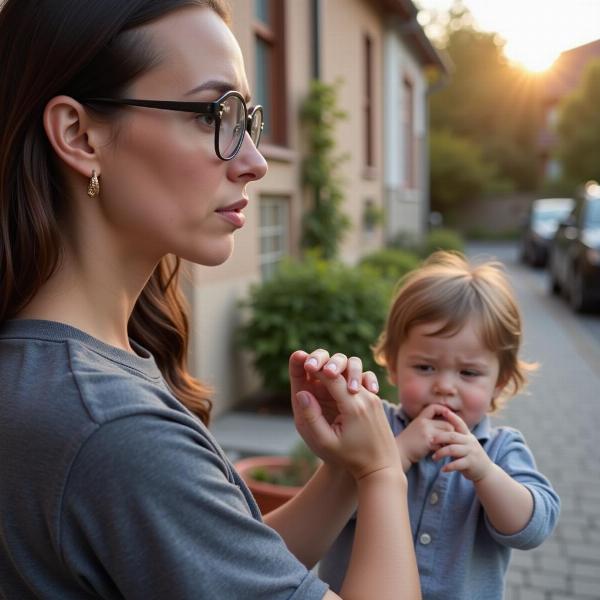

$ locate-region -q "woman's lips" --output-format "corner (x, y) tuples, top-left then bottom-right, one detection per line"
(215, 199), (248, 228)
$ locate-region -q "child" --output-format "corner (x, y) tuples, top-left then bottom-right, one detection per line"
(319, 251), (560, 600)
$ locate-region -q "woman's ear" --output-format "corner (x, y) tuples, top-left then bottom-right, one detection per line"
(43, 95), (103, 179)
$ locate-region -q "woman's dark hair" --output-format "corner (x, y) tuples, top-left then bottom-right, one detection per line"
(0, 0), (230, 424)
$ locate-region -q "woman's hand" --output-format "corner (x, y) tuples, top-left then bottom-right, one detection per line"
(289, 349), (379, 425)
(290, 351), (401, 481)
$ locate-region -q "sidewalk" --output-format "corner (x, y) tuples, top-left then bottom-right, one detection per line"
(211, 411), (299, 462)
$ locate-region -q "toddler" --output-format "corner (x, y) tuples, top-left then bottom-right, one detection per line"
(319, 251), (560, 600)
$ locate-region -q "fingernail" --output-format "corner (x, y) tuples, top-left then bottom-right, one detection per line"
(306, 358), (318, 369)
(349, 378), (359, 391)
(369, 381), (379, 393)
(297, 392), (310, 408)
(325, 363), (337, 373)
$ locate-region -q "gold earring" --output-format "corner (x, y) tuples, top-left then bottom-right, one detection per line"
(87, 170), (100, 198)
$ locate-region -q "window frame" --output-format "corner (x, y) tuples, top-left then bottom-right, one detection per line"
(258, 195), (291, 280)
(253, 0), (287, 147)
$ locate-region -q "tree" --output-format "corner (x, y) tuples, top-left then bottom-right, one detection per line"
(428, 2), (543, 192)
(300, 80), (350, 259)
(556, 59), (600, 183)
(429, 130), (499, 212)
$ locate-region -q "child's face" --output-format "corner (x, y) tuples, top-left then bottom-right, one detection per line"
(389, 319), (503, 429)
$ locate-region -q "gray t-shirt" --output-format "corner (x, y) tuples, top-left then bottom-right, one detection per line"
(0, 319), (328, 600)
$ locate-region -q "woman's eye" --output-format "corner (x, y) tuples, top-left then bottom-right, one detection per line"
(195, 114), (217, 128)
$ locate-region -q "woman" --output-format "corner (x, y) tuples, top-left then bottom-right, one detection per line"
(0, 1), (419, 598)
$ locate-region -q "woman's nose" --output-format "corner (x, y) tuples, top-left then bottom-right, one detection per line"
(228, 132), (268, 183)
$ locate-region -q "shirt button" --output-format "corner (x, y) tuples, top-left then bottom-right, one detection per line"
(430, 492), (439, 505)
(420, 533), (432, 545)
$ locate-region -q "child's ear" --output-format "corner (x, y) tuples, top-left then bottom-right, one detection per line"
(493, 373), (509, 399)
(387, 365), (398, 386)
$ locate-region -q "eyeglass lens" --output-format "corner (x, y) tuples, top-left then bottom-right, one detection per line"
(218, 95), (263, 159)
(219, 95), (246, 159)
(249, 108), (263, 147)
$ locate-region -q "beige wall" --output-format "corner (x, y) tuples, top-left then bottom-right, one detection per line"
(321, 0), (386, 264)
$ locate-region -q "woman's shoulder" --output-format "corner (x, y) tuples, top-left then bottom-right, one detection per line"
(0, 318), (196, 433)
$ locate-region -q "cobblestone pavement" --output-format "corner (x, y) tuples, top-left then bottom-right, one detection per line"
(468, 243), (600, 600)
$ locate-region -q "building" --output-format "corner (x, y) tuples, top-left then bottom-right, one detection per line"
(539, 38), (600, 179)
(189, 0), (447, 414)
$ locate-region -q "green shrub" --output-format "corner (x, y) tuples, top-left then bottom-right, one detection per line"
(359, 249), (420, 284)
(239, 257), (390, 395)
(421, 228), (465, 257)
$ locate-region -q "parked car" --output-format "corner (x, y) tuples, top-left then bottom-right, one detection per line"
(548, 183), (600, 312)
(520, 197), (575, 266)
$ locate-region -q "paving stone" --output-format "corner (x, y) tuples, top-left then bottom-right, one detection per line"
(567, 543), (600, 562)
(505, 584), (521, 600)
(536, 556), (572, 575)
(507, 568), (527, 586)
(573, 563), (600, 579)
(528, 571), (569, 593)
(572, 578), (600, 598)
(518, 587), (548, 600)
(512, 551), (537, 569)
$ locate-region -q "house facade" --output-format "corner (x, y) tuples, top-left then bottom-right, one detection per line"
(189, 0), (446, 415)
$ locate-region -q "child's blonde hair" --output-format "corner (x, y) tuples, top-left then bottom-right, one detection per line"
(373, 251), (536, 411)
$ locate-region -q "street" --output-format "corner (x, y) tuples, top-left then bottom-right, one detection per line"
(467, 243), (600, 600)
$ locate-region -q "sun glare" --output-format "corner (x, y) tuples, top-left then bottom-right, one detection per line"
(505, 43), (559, 74)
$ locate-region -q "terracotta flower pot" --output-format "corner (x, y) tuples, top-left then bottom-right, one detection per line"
(234, 456), (304, 515)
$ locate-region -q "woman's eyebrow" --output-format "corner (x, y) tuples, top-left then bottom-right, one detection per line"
(185, 80), (251, 102)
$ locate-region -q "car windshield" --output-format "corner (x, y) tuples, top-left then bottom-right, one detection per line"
(586, 198), (600, 225)
(533, 207), (572, 224)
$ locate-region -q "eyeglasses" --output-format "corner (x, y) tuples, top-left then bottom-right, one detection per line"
(80, 90), (264, 161)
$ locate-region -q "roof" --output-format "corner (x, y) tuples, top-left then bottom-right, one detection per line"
(375, 0), (449, 73)
(544, 38), (600, 101)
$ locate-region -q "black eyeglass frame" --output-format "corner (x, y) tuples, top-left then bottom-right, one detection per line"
(80, 90), (264, 161)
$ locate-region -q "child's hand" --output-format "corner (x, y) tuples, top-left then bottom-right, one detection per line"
(396, 404), (455, 471)
(289, 349), (379, 425)
(431, 408), (494, 482)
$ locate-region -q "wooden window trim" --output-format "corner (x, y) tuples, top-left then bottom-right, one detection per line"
(404, 76), (415, 189)
(363, 33), (374, 168)
(253, 0), (287, 147)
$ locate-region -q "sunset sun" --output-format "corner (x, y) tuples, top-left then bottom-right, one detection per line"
(506, 43), (559, 73)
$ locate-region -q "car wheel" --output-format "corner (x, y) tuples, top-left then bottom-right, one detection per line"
(569, 268), (590, 313)
(519, 242), (528, 264)
(549, 258), (561, 295)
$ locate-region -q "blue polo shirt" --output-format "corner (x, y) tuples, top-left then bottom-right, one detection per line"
(319, 402), (560, 600)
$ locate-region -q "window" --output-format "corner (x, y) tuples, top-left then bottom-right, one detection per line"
(259, 196), (290, 280)
(403, 77), (415, 188)
(254, 0), (287, 146)
(363, 34), (374, 168)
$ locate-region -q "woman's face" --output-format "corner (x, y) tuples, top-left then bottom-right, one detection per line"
(97, 7), (268, 267)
